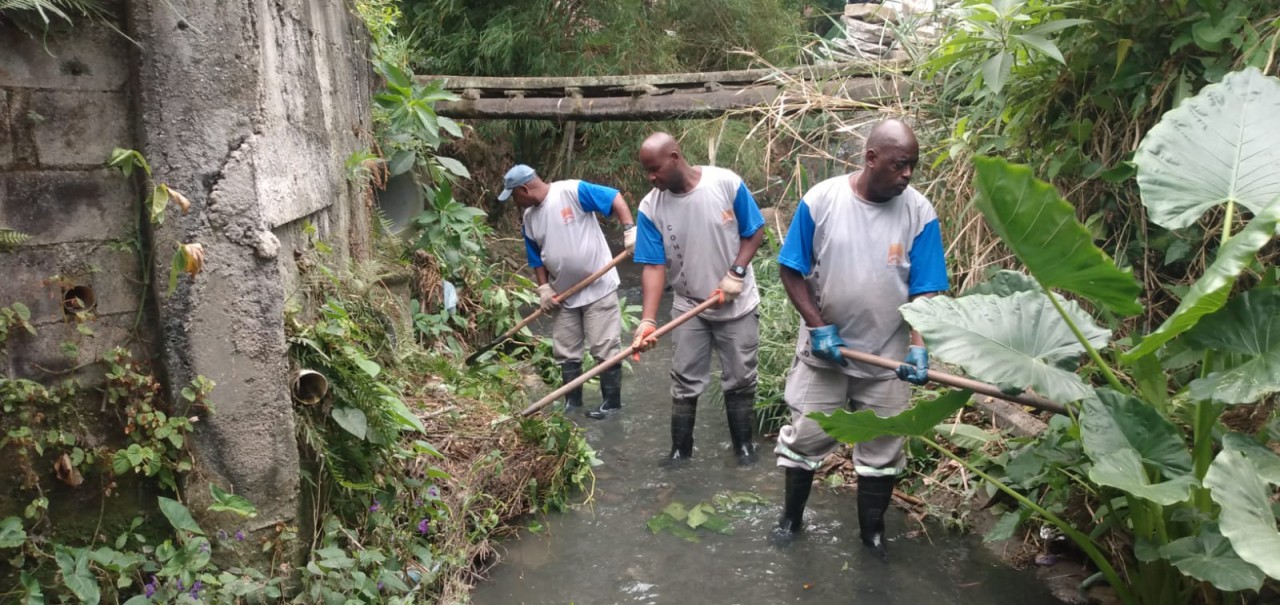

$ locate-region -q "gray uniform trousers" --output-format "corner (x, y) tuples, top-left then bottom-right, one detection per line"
(774, 357), (911, 476)
(551, 292), (622, 363)
(669, 306), (759, 399)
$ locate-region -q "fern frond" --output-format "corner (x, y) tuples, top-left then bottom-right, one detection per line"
(0, 228), (32, 250)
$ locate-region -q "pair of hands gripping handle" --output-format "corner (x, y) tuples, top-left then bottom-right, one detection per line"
(631, 269), (744, 360)
(809, 325), (929, 385)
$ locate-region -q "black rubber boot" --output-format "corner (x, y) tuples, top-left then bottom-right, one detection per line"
(857, 474), (897, 560)
(559, 361), (583, 411)
(668, 397), (697, 461)
(724, 387), (758, 466)
(778, 467), (814, 534)
(585, 365), (622, 419)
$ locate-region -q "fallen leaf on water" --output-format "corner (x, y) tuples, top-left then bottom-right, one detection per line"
(54, 453), (84, 487)
(803, 583), (813, 590)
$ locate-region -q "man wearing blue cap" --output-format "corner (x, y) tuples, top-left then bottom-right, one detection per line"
(500, 164), (637, 419)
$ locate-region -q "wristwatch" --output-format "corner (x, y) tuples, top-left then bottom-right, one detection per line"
(729, 264), (747, 278)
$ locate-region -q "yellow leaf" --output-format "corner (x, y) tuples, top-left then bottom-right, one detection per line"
(181, 243), (205, 275)
(169, 187), (191, 214)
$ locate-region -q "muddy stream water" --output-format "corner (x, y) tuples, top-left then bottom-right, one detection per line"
(473, 264), (1064, 605)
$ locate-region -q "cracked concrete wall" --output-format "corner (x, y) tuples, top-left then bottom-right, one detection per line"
(1, 0), (372, 537)
(127, 0), (373, 537)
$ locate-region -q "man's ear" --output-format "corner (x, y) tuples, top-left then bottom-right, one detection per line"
(864, 148), (878, 168)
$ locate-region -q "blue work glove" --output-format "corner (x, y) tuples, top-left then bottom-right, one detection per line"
(809, 325), (848, 367)
(896, 346), (929, 385)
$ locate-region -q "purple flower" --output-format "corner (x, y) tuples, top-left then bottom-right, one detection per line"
(235, 529), (245, 541)
(176, 578), (185, 592)
(417, 518), (430, 534)
(190, 580), (203, 598)
(426, 486), (440, 499)
(370, 499), (381, 512)
(414, 498), (423, 507)
(144, 575), (157, 598)
(199, 541), (210, 554)
(377, 580), (385, 592)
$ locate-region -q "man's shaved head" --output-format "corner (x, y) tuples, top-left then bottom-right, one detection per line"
(858, 119), (920, 203)
(865, 119), (918, 155)
(640, 132), (680, 158)
(639, 131), (693, 192)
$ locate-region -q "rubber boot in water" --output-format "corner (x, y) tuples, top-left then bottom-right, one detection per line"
(724, 387), (758, 466)
(585, 365), (622, 419)
(857, 474), (897, 560)
(559, 361), (583, 412)
(776, 467), (814, 537)
(668, 397), (697, 461)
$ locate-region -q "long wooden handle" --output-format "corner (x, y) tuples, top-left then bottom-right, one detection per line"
(520, 296), (720, 416)
(466, 250), (631, 365)
(838, 348), (1066, 415)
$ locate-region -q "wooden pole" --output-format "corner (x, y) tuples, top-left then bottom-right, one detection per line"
(520, 297), (721, 416)
(838, 348), (1067, 415)
(465, 250), (631, 365)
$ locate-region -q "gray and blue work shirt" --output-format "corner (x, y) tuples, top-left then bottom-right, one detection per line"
(634, 166), (766, 321)
(778, 174), (950, 378)
(522, 180), (622, 309)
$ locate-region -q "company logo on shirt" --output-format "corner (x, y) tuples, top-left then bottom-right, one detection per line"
(721, 209), (735, 227)
(560, 206), (575, 225)
(886, 243), (905, 266)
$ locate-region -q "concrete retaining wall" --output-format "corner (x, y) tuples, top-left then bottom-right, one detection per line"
(0, 0), (373, 545)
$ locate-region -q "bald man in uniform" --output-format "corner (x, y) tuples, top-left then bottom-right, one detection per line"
(772, 120), (950, 555)
(631, 133), (767, 466)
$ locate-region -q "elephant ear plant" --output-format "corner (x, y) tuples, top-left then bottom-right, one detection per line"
(813, 67), (1280, 605)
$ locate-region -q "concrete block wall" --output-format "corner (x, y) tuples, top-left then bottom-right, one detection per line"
(0, 20), (145, 381)
(1, 0), (374, 551)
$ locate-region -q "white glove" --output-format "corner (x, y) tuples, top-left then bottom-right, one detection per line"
(623, 225), (637, 252)
(716, 272), (745, 303)
(537, 283), (560, 312)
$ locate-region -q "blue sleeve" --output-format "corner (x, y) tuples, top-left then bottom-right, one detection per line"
(777, 200), (815, 276)
(909, 218), (950, 296)
(577, 181), (620, 216)
(523, 225), (544, 269)
(633, 211), (666, 265)
(733, 182), (765, 238)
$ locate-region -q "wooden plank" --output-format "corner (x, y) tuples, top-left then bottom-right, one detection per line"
(418, 61), (896, 95)
(434, 77), (901, 121)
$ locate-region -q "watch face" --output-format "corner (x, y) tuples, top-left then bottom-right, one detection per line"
(732, 265), (747, 277)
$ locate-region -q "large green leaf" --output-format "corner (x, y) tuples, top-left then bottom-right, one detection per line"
(959, 269), (1040, 297)
(1205, 448), (1280, 580)
(1124, 212), (1280, 361)
(972, 156), (1142, 316)
(1088, 448), (1194, 505)
(812, 390), (971, 444)
(1160, 524), (1266, 592)
(1134, 67), (1280, 230)
(1222, 433), (1280, 484)
(1185, 288), (1280, 404)
(158, 496), (204, 535)
(0, 517), (24, 549)
(331, 407), (369, 440)
(1080, 390), (1193, 477)
(900, 292), (1109, 403)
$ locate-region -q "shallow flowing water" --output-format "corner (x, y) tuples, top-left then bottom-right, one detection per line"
(473, 274), (1064, 605)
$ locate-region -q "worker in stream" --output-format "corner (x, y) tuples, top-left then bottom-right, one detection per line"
(630, 132), (767, 466)
(500, 164), (637, 419)
(771, 119), (950, 556)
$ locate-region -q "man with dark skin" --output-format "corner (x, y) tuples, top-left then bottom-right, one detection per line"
(631, 132), (768, 465)
(772, 119), (950, 555)
(500, 164), (636, 419)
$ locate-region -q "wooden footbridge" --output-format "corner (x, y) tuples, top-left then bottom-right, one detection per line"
(419, 61), (907, 121)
